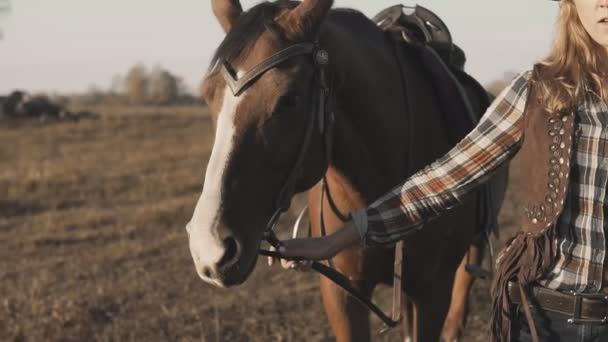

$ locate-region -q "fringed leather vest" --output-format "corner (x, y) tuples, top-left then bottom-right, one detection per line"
(489, 65), (576, 341)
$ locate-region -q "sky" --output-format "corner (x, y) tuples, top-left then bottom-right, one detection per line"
(0, 0), (560, 94)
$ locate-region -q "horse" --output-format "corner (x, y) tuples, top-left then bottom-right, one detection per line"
(186, 1), (505, 341)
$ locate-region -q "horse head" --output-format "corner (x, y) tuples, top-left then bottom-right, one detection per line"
(188, 0), (334, 287)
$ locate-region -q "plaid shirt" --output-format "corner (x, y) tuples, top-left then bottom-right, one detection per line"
(351, 71), (608, 292)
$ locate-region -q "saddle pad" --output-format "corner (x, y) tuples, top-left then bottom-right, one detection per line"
(378, 10), (504, 240)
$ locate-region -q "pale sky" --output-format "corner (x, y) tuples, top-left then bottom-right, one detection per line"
(0, 0), (559, 94)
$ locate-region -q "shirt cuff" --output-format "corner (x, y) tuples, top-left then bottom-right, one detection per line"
(350, 208), (368, 246)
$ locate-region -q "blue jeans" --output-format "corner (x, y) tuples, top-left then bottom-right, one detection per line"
(510, 304), (608, 341)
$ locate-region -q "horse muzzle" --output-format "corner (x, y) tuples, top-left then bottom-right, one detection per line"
(187, 221), (259, 287)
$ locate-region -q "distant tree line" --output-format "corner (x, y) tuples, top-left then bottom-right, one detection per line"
(1, 90), (98, 122)
(71, 63), (203, 107)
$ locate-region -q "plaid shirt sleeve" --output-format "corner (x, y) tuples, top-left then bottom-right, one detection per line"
(351, 71), (532, 247)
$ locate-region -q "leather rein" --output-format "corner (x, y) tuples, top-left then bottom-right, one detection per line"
(220, 41), (400, 329)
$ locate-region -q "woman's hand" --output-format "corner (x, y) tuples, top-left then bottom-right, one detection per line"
(267, 246), (313, 271)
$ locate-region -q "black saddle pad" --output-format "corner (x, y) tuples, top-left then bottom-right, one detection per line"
(375, 4), (504, 240)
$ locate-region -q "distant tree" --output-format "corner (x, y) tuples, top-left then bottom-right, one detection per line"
(62, 63), (201, 107)
(177, 78), (193, 100)
(125, 63), (148, 105)
(110, 74), (126, 95)
(79, 84), (106, 106)
(148, 66), (179, 105)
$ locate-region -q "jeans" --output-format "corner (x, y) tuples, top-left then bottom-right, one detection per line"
(510, 304), (608, 341)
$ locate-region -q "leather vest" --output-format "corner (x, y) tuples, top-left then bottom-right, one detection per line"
(517, 73), (575, 234)
(490, 65), (577, 341)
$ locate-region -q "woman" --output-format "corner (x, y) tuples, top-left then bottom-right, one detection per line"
(279, 0), (608, 341)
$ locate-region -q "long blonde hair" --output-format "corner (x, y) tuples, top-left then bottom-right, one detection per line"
(535, 0), (608, 112)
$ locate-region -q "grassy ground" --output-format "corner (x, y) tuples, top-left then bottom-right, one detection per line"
(0, 106), (522, 341)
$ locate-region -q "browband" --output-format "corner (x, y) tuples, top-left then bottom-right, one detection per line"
(221, 43), (316, 96)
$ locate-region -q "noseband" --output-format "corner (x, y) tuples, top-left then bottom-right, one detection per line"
(219, 41), (399, 329)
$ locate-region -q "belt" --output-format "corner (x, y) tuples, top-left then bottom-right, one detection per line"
(508, 281), (608, 324)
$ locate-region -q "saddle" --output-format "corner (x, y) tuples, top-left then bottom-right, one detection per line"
(372, 4), (465, 69)
(373, 5), (503, 275)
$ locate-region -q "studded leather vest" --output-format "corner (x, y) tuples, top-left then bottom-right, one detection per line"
(517, 78), (575, 234)
(490, 65), (576, 341)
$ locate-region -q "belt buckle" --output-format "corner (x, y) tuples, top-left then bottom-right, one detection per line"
(567, 292), (608, 325)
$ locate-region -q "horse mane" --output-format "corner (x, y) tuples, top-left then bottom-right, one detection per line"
(208, 1), (299, 72)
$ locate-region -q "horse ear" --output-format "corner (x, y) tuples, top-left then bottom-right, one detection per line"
(212, 0), (243, 33)
(282, 0), (333, 40)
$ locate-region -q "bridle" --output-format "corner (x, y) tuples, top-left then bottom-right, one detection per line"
(219, 40), (401, 329)
(221, 40), (336, 248)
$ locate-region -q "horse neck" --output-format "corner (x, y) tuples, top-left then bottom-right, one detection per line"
(319, 16), (411, 203)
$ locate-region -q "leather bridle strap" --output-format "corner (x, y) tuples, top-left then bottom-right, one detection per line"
(260, 44), (331, 247)
(322, 176), (351, 222)
(259, 249), (400, 328)
(222, 43), (316, 96)
(262, 89), (318, 247)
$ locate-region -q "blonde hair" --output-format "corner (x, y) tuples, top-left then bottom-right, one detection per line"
(535, 0), (608, 112)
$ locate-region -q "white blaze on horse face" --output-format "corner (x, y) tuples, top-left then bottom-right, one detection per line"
(188, 80), (243, 286)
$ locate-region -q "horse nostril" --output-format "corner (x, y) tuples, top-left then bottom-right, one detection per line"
(218, 236), (240, 271)
(202, 267), (212, 279)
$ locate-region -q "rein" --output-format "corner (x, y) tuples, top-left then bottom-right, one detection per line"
(220, 40), (400, 329)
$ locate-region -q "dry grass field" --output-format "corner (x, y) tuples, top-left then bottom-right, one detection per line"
(0, 106), (522, 342)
